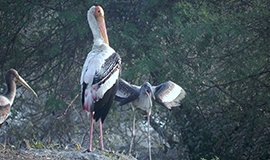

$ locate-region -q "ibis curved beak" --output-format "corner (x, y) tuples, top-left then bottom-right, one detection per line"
(17, 76), (38, 98)
(95, 6), (109, 45)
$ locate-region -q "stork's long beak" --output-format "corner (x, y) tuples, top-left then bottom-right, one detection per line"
(146, 87), (155, 100)
(151, 90), (155, 100)
(17, 76), (38, 98)
(95, 6), (109, 45)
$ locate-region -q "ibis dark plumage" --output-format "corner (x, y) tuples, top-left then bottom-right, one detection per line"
(0, 69), (38, 128)
(115, 78), (186, 159)
(81, 6), (121, 152)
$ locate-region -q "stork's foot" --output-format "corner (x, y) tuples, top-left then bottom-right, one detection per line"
(82, 149), (92, 153)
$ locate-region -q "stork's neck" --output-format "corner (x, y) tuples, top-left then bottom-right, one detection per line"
(93, 38), (105, 46)
(87, 10), (108, 46)
(5, 80), (16, 105)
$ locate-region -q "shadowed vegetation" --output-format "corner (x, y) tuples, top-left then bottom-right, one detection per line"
(0, 0), (269, 159)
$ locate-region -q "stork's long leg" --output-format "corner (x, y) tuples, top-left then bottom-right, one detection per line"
(147, 111), (152, 160)
(129, 107), (136, 153)
(99, 119), (104, 150)
(88, 112), (94, 152)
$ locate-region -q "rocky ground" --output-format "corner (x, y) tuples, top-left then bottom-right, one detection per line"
(0, 149), (137, 160)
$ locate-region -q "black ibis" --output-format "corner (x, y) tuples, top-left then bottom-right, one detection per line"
(115, 78), (186, 160)
(80, 6), (121, 152)
(0, 69), (38, 128)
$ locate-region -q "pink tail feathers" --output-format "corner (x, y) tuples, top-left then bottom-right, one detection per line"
(83, 87), (99, 112)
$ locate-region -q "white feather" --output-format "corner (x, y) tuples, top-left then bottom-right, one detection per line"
(96, 69), (120, 98)
(0, 95), (10, 107)
(0, 95), (11, 124)
(81, 44), (116, 84)
(160, 84), (182, 102)
(81, 44), (118, 112)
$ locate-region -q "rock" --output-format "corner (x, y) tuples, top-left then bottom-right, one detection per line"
(0, 149), (137, 160)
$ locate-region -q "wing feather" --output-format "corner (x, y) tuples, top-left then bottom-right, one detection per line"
(153, 81), (186, 109)
(81, 47), (121, 113)
(115, 79), (140, 106)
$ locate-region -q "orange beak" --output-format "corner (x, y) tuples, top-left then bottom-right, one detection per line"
(94, 6), (109, 45)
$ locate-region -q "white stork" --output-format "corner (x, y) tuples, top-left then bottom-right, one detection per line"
(81, 6), (121, 152)
(115, 78), (186, 160)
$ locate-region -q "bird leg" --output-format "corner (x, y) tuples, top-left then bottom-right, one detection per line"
(147, 111), (152, 160)
(99, 119), (104, 151)
(129, 107), (136, 153)
(88, 112), (94, 152)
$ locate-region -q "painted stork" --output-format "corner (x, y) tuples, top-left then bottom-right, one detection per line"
(115, 78), (186, 160)
(81, 6), (121, 152)
(0, 69), (38, 128)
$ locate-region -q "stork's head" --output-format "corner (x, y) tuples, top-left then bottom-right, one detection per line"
(5, 69), (18, 83)
(5, 69), (38, 98)
(87, 6), (109, 45)
(142, 82), (155, 100)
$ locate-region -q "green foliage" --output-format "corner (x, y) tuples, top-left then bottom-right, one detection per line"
(0, 0), (269, 159)
(110, 0), (270, 159)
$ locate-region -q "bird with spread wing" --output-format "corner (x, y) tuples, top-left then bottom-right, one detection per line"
(115, 78), (186, 160)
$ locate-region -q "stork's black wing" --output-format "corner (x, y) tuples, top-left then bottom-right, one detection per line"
(93, 52), (121, 85)
(93, 52), (121, 122)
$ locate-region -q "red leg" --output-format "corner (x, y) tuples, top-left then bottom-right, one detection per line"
(88, 112), (94, 152)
